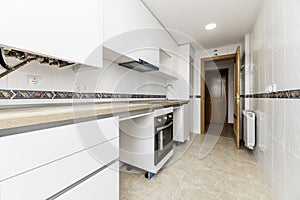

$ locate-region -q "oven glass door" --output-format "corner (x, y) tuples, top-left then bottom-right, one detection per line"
(154, 121), (173, 165)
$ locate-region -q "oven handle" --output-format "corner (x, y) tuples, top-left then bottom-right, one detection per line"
(157, 121), (173, 132)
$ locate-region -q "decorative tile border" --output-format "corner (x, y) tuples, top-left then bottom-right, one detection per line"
(244, 89), (300, 99)
(0, 89), (166, 100)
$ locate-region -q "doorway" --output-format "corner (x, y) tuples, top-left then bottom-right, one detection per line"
(205, 68), (228, 131)
(200, 46), (241, 149)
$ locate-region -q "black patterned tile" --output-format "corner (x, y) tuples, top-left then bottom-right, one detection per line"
(81, 93), (95, 99)
(1, 89), (166, 100)
(290, 90), (300, 98)
(54, 91), (66, 99)
(73, 93), (82, 99)
(0, 90), (14, 99)
(244, 89), (300, 99)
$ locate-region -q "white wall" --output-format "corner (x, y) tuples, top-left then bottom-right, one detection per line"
(0, 58), (173, 106)
(0, 59), (166, 99)
(249, 0), (300, 199)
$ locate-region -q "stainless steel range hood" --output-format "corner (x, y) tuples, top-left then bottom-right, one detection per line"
(119, 59), (159, 73)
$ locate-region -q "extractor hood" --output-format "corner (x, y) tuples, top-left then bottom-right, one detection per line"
(119, 59), (159, 73)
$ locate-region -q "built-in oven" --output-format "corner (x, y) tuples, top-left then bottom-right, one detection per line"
(154, 112), (173, 165)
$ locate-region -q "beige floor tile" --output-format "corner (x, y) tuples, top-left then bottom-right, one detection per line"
(120, 134), (274, 200)
(172, 182), (220, 200)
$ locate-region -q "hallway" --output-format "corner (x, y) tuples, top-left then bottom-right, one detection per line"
(120, 134), (273, 200)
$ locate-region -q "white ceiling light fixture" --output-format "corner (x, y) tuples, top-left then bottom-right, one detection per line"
(205, 23), (217, 30)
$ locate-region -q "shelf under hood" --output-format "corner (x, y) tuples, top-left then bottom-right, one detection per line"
(103, 47), (177, 78)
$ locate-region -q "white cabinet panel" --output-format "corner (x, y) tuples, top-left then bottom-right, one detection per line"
(173, 104), (190, 143)
(0, 0), (102, 67)
(0, 139), (119, 200)
(0, 124), (82, 181)
(0, 117), (118, 182)
(76, 117), (119, 149)
(183, 103), (191, 138)
(57, 162), (119, 200)
(173, 106), (184, 142)
(103, 0), (177, 70)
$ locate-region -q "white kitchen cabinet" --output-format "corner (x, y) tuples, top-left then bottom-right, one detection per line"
(0, 138), (119, 200)
(56, 162), (119, 200)
(166, 44), (192, 100)
(102, 0), (178, 75)
(0, 116), (118, 182)
(0, 0), (102, 67)
(75, 116), (119, 150)
(103, 0), (160, 65)
(173, 103), (190, 143)
(184, 103), (191, 139)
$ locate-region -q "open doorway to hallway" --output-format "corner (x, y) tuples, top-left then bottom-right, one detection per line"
(204, 60), (235, 138)
(201, 47), (241, 148)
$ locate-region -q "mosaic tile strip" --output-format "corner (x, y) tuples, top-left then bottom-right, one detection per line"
(0, 89), (166, 100)
(0, 89), (14, 99)
(245, 89), (300, 99)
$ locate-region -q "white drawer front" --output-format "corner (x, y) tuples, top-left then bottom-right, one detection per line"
(0, 124), (83, 181)
(56, 162), (119, 200)
(75, 117), (119, 149)
(0, 117), (119, 182)
(0, 138), (119, 200)
(86, 138), (119, 166)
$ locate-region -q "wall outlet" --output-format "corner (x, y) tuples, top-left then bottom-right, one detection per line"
(272, 84), (278, 92)
(28, 75), (41, 86)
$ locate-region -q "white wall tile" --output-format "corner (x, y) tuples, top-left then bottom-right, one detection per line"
(284, 149), (300, 200)
(250, 0), (300, 199)
(0, 68), (8, 89)
(272, 139), (285, 194)
(285, 100), (300, 157)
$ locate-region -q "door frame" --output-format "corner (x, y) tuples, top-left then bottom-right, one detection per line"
(204, 68), (229, 130)
(201, 51), (240, 148)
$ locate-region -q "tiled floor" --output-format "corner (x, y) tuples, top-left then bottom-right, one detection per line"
(120, 134), (273, 200)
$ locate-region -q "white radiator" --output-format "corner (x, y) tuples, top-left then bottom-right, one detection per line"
(243, 110), (255, 149)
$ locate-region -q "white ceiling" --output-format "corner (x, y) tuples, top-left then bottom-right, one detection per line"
(142, 0), (262, 50)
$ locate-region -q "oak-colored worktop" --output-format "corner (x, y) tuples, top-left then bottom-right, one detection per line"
(0, 100), (188, 131)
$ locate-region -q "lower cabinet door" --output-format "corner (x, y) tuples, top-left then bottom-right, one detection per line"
(0, 139), (119, 200)
(56, 162), (119, 200)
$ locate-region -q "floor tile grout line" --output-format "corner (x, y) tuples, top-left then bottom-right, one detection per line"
(170, 140), (198, 200)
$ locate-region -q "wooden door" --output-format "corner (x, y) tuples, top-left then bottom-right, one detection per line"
(205, 69), (228, 130)
(234, 46), (241, 149)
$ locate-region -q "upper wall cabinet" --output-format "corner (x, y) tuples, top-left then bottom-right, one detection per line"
(166, 44), (193, 100)
(0, 0), (102, 68)
(102, 0), (178, 73)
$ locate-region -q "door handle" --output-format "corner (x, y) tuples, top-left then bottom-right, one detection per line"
(159, 131), (164, 151)
(157, 122), (173, 131)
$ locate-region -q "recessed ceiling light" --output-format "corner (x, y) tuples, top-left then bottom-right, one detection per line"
(205, 23), (217, 30)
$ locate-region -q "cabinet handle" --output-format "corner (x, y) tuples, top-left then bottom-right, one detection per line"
(46, 159), (118, 200)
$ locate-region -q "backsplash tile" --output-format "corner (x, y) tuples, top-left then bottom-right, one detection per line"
(0, 89), (166, 100)
(245, 89), (300, 99)
(0, 89), (14, 99)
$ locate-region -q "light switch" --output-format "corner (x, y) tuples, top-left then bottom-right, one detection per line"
(28, 75), (41, 86)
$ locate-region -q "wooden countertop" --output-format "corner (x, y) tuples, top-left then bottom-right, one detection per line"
(0, 101), (188, 131)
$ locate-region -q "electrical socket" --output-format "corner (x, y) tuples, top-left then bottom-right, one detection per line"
(28, 75), (41, 86)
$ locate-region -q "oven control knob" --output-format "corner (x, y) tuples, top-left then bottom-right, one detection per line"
(168, 115), (172, 118)
(157, 118), (162, 122)
(163, 116), (167, 120)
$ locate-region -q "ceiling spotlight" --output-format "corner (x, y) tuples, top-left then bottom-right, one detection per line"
(205, 23), (217, 30)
